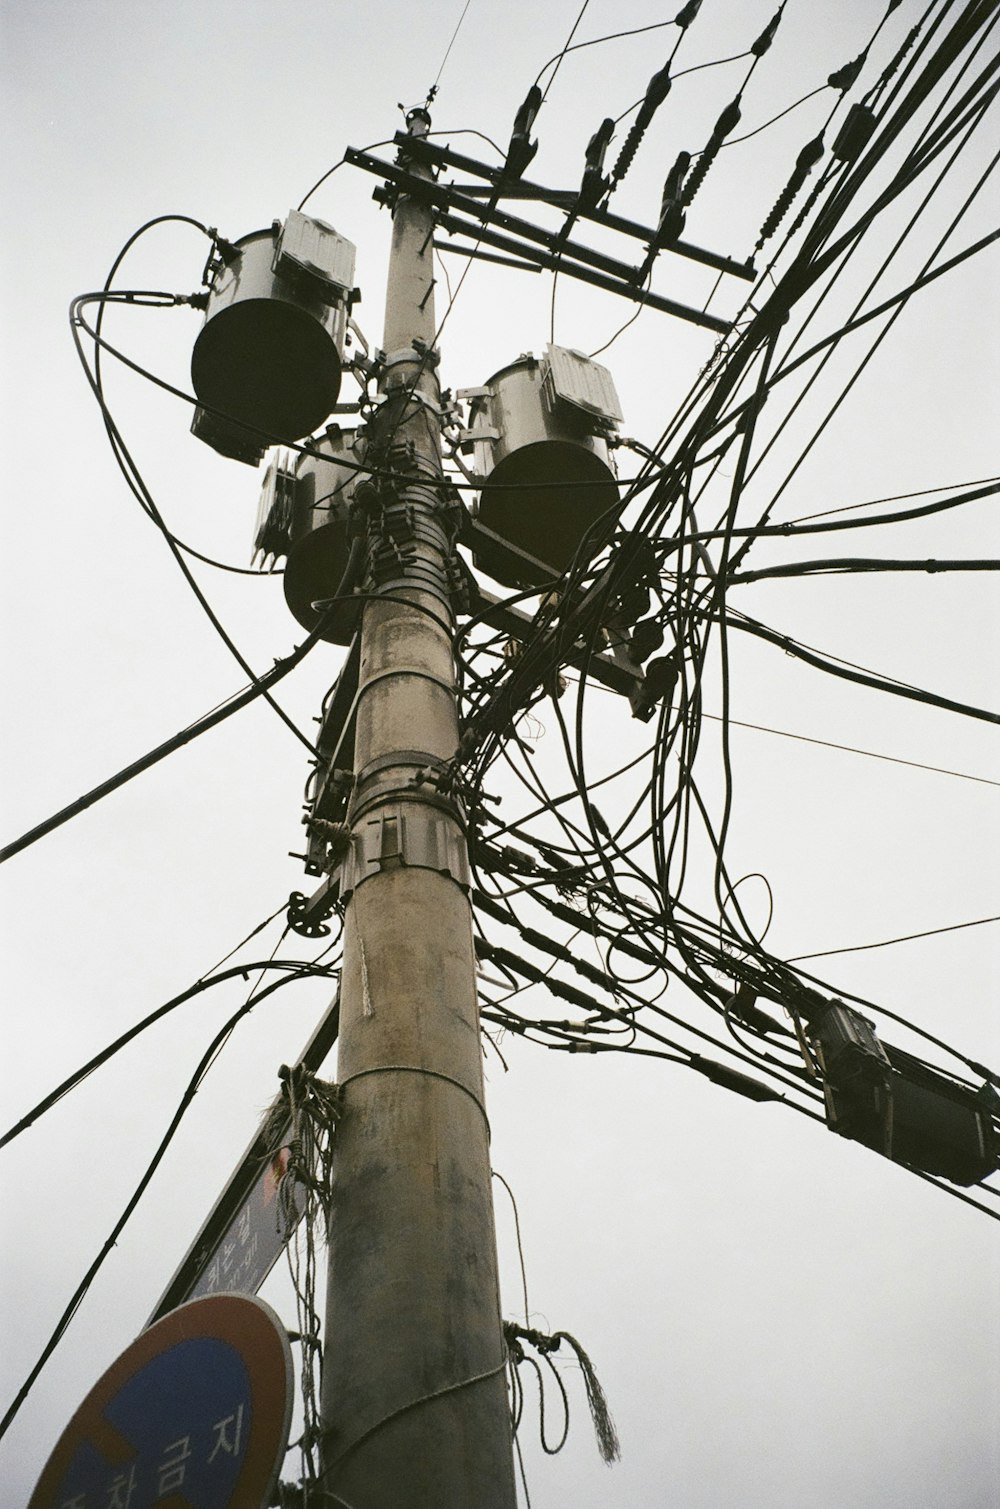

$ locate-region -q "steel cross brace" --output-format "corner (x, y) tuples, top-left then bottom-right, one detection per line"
(394, 132), (756, 283)
(346, 146), (733, 335)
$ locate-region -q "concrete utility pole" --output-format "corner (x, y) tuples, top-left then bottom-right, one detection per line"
(319, 110), (518, 1506)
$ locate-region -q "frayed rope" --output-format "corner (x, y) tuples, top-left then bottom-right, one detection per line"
(504, 1322), (621, 1464)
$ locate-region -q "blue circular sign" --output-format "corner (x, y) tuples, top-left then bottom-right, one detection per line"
(29, 1294), (293, 1509)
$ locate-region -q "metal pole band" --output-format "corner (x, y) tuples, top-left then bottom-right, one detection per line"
(336, 803), (472, 902)
(338, 1063), (491, 1138)
(349, 745), (464, 826)
(355, 666), (458, 701)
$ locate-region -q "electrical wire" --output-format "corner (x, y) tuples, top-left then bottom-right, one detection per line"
(0, 619), (328, 865)
(430, 0), (476, 96)
(0, 958), (341, 1441)
(70, 300), (655, 497)
(721, 85), (829, 148)
(12, 20), (1000, 1460)
(784, 474), (1000, 527)
(720, 608), (1000, 725)
(0, 957), (337, 1151)
(787, 915), (1000, 963)
(726, 556), (1000, 583)
(611, 52), (753, 130)
(700, 712), (1000, 788)
(76, 281), (323, 754)
(446, 0), (1000, 1213)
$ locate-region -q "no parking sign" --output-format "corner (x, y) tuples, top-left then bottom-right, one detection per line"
(29, 1294), (293, 1509)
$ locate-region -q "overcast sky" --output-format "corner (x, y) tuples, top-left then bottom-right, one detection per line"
(2, 2), (998, 1506)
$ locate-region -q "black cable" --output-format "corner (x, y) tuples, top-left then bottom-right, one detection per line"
(761, 31), (999, 380)
(0, 619), (328, 865)
(534, 12), (688, 94)
(430, 0), (476, 95)
(611, 51), (752, 132)
(682, 0), (998, 470)
(0, 958), (337, 1151)
(722, 85), (828, 148)
(475, 825), (994, 1127)
(734, 136), (1000, 545)
(0, 964), (330, 1441)
(720, 609), (1000, 725)
(475, 881), (825, 1105)
(668, 479), (1000, 546)
(298, 142), (388, 213)
(787, 915), (1000, 963)
(73, 290), (325, 754)
(773, 221), (999, 399)
(77, 292), (281, 579)
(785, 473), (1000, 527)
(727, 556), (1000, 583)
(799, 18), (999, 283)
(904, 1169), (1000, 1222)
(700, 711), (1000, 788)
(73, 301), (655, 497)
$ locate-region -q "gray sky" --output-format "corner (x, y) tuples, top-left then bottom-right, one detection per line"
(2, 2), (998, 1505)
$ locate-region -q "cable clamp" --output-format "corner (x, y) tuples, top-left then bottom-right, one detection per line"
(379, 381), (449, 422)
(380, 342), (441, 371)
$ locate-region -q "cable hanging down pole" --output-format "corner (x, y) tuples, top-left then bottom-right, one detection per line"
(318, 108), (518, 1506)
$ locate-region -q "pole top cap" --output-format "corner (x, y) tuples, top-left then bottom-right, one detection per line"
(404, 105), (432, 135)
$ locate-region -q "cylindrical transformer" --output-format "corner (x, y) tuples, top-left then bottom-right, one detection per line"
(191, 226), (347, 445)
(283, 427), (364, 645)
(468, 347), (622, 588)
